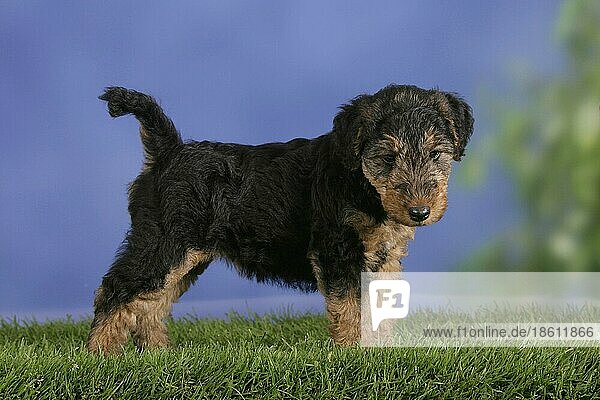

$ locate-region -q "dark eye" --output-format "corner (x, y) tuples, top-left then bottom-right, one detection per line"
(429, 151), (441, 161)
(383, 154), (397, 165)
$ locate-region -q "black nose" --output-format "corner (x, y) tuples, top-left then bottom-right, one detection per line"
(408, 206), (430, 222)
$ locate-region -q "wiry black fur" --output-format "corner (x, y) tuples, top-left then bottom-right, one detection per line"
(93, 85), (473, 326)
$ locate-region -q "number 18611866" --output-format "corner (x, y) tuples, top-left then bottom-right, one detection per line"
(531, 326), (596, 338)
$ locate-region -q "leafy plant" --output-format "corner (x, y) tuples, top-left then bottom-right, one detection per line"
(461, 0), (600, 271)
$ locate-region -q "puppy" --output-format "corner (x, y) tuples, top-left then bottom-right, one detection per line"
(88, 85), (473, 352)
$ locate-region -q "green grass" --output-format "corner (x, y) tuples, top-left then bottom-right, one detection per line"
(1, 313), (598, 399)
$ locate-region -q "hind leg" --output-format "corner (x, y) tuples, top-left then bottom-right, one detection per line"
(130, 256), (211, 350)
(87, 284), (136, 354)
(87, 226), (211, 354)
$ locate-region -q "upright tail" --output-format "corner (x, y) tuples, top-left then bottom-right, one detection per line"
(99, 87), (182, 163)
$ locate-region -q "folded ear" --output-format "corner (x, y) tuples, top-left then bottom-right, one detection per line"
(441, 93), (474, 161)
(332, 94), (377, 170)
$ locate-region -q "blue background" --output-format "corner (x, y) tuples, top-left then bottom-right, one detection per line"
(0, 1), (562, 319)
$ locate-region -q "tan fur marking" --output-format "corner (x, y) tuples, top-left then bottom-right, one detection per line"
(345, 209), (415, 272)
(360, 159), (411, 224)
(131, 250), (211, 349)
(430, 177), (449, 220)
(380, 133), (403, 153)
(88, 250), (212, 353)
(424, 127), (437, 145)
(87, 294), (136, 354)
(310, 252), (361, 345)
(325, 289), (361, 346)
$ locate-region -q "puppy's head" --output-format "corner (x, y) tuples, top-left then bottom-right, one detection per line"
(333, 85), (474, 227)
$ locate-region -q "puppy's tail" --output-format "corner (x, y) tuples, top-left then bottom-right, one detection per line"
(99, 87), (182, 163)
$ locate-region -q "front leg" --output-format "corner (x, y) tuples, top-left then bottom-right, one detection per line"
(309, 226), (365, 346)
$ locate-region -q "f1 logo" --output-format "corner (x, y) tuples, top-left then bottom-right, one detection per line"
(369, 279), (410, 331)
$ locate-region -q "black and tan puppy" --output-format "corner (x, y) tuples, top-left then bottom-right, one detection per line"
(88, 85), (473, 353)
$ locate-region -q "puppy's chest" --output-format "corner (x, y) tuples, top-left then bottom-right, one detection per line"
(347, 212), (415, 272)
